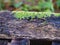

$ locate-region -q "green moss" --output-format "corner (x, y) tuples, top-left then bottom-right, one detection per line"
(12, 11), (60, 19)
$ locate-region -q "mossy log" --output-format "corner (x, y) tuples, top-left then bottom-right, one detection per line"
(0, 11), (60, 41)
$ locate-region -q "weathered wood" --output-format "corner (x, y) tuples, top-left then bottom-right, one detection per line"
(0, 20), (60, 40)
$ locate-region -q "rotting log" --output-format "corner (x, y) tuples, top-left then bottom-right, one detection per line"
(0, 11), (60, 40)
(0, 11), (60, 45)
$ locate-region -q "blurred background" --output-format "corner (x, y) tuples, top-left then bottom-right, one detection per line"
(0, 0), (60, 12)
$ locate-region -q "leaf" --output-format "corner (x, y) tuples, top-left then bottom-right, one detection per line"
(56, 0), (60, 7)
(14, 2), (23, 8)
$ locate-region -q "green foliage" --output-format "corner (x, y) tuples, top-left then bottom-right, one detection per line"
(0, 0), (4, 10)
(0, 0), (57, 12)
(21, 4), (32, 11)
(19, 0), (54, 12)
(14, 2), (23, 8)
(37, 0), (54, 12)
(12, 0), (54, 12)
(56, 0), (60, 8)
